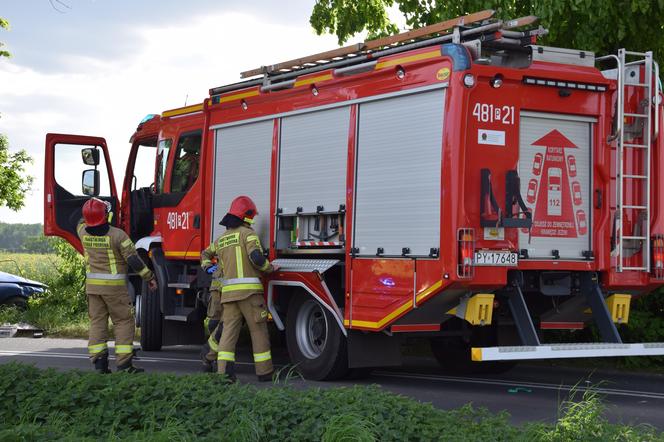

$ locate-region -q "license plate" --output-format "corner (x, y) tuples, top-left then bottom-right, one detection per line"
(474, 251), (518, 266)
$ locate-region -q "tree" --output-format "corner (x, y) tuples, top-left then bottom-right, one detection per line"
(0, 17), (9, 58)
(0, 134), (33, 211)
(310, 1), (664, 61)
(0, 19), (32, 210)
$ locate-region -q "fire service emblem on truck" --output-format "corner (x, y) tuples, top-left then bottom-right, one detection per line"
(523, 129), (587, 238)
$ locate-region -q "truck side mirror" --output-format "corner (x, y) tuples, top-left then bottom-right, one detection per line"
(81, 147), (100, 166)
(82, 169), (100, 196)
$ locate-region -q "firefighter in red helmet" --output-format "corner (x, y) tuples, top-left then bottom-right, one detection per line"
(201, 195), (278, 381)
(78, 198), (157, 373)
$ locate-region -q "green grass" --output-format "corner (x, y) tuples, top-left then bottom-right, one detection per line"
(0, 363), (661, 442)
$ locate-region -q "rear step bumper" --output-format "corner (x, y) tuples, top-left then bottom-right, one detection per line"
(472, 342), (664, 361)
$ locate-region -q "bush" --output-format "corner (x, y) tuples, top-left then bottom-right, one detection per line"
(536, 388), (662, 442)
(619, 292), (664, 369)
(0, 363), (661, 441)
(0, 239), (88, 336)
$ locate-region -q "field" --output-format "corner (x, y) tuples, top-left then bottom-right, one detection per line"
(0, 252), (60, 283)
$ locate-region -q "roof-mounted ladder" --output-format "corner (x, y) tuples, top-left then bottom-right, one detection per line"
(210, 12), (547, 97)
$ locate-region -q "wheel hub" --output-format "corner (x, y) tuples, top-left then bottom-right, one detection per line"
(296, 300), (329, 359)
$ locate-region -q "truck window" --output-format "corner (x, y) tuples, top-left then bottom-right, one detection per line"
(170, 131), (202, 193)
(132, 140), (158, 191)
(154, 139), (172, 194)
(54, 143), (111, 197)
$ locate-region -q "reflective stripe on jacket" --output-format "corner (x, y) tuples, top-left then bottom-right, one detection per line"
(202, 225), (273, 303)
(77, 223), (154, 295)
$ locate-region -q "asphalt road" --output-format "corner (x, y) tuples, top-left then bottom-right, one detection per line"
(1, 337), (664, 428)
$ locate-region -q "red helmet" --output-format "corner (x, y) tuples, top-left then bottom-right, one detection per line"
(82, 198), (110, 227)
(227, 195), (258, 224)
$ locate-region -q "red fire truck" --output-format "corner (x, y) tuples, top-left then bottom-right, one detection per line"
(44, 10), (664, 380)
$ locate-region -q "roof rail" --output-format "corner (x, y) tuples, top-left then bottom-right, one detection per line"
(209, 11), (547, 97)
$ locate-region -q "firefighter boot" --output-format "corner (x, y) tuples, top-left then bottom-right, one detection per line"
(199, 344), (216, 373)
(94, 353), (111, 374)
(222, 361), (237, 383)
(201, 322), (223, 372)
(117, 361), (145, 374)
(257, 371), (274, 382)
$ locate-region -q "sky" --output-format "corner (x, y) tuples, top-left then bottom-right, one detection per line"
(0, 1), (405, 224)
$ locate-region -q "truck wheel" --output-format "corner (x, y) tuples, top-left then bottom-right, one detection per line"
(285, 294), (348, 381)
(430, 326), (517, 375)
(140, 259), (163, 351)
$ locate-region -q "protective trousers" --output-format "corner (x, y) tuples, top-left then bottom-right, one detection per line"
(205, 289), (224, 362)
(87, 293), (135, 366)
(217, 293), (272, 376)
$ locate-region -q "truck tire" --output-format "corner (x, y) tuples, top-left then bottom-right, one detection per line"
(140, 258), (164, 351)
(285, 294), (348, 381)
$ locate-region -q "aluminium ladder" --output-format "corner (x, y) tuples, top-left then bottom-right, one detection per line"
(609, 50), (659, 271)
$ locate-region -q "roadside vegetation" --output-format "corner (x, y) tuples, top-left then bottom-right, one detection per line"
(0, 362), (661, 441)
(0, 238), (88, 337)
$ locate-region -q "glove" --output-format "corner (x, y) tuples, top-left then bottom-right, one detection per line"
(206, 264), (218, 275)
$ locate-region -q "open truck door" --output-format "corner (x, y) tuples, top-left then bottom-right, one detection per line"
(44, 133), (119, 253)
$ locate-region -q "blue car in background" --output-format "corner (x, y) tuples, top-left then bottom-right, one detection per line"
(0, 271), (46, 309)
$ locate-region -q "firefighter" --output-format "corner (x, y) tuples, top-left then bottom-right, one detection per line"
(201, 196), (278, 382)
(198, 260), (224, 372)
(170, 136), (200, 193)
(78, 197), (157, 374)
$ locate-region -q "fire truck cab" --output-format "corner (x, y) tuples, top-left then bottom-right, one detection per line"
(45, 11), (664, 380)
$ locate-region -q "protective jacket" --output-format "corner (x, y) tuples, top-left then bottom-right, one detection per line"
(201, 225), (273, 303)
(77, 223), (154, 295)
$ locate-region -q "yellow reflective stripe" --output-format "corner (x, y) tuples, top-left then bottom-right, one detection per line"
(115, 345), (134, 354)
(221, 283), (263, 293)
(253, 351), (271, 362)
(107, 249), (117, 274)
(87, 278), (126, 286)
(217, 89), (259, 104)
(235, 247), (244, 278)
(375, 49), (440, 70)
(247, 234), (262, 251)
(88, 343), (108, 354)
(294, 73), (333, 88)
(138, 267), (151, 278)
(121, 238), (133, 248)
(162, 103), (204, 118)
(243, 217), (255, 224)
(259, 260), (270, 272)
(84, 251), (91, 273)
(164, 251), (200, 258)
(208, 334), (219, 352)
(218, 351), (235, 361)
